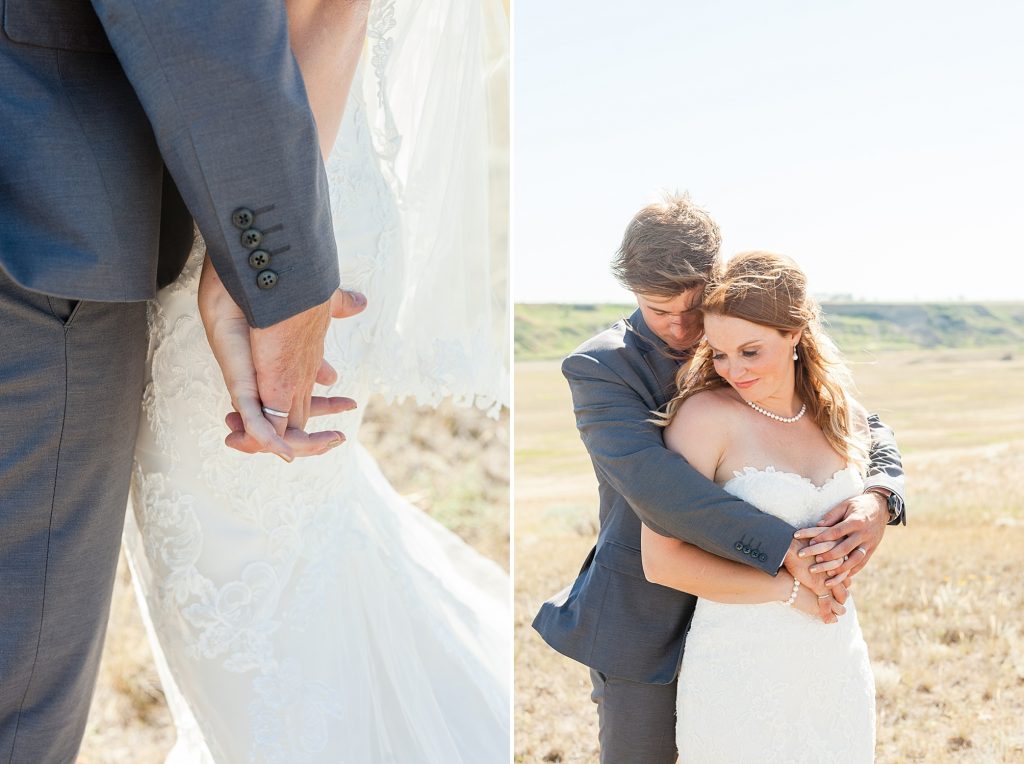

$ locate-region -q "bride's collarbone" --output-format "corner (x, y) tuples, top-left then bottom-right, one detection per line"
(708, 397), (849, 486)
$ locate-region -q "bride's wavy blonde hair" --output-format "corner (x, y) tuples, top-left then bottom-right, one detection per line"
(661, 251), (868, 468)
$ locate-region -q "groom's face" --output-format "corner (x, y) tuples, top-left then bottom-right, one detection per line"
(635, 287), (705, 351)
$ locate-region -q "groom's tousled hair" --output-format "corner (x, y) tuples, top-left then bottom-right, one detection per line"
(611, 192), (721, 296)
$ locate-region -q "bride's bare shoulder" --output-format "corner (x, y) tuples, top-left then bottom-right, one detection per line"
(663, 387), (742, 457)
(668, 387), (744, 426)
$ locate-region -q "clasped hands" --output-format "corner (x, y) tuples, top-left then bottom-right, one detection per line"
(783, 491), (889, 624)
(197, 256), (366, 461)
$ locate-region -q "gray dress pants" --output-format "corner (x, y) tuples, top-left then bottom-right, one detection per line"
(0, 268), (148, 764)
(591, 669), (679, 763)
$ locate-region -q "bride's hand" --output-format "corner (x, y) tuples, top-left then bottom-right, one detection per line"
(791, 583), (846, 624)
(792, 525), (858, 602)
(794, 492), (889, 585)
(783, 539), (840, 622)
(197, 257), (364, 459)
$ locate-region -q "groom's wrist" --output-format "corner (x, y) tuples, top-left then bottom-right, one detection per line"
(864, 486), (903, 524)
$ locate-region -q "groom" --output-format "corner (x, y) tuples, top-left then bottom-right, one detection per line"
(533, 194), (906, 763)
(0, 2), (366, 761)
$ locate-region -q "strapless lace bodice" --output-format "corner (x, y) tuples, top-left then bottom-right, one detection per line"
(723, 464), (864, 528)
(676, 465), (876, 763)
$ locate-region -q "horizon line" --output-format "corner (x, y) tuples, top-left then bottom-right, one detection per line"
(514, 297), (1024, 306)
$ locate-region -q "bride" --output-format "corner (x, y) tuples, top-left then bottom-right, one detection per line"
(124, 0), (510, 761)
(641, 252), (877, 762)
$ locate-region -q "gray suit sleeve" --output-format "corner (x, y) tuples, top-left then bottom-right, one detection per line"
(563, 352), (795, 575)
(865, 414), (907, 525)
(90, 0), (340, 328)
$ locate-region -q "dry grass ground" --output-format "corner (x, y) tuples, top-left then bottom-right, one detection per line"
(78, 397), (509, 763)
(515, 348), (1024, 763)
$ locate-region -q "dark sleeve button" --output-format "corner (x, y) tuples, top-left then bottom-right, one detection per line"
(759, 552), (768, 562)
(248, 250), (271, 269)
(241, 228), (264, 249)
(232, 208), (254, 229)
(256, 269), (278, 290)
(734, 542), (744, 551)
(742, 546), (751, 555)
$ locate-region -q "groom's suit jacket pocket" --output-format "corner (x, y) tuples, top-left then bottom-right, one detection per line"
(534, 540), (694, 685)
(3, 0), (113, 53)
(594, 540), (647, 578)
(0, 0), (177, 302)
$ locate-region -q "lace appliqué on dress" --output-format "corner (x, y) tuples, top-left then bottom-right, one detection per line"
(127, 0), (511, 758)
(676, 466), (876, 763)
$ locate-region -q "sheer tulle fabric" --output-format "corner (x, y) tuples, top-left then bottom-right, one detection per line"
(349, 0), (509, 414)
(123, 0), (511, 761)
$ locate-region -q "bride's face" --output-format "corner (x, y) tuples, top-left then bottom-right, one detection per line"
(703, 313), (801, 407)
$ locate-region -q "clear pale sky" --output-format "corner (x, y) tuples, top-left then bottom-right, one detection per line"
(513, 1), (1024, 303)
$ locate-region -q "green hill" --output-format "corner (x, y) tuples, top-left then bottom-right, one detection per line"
(515, 302), (1024, 361)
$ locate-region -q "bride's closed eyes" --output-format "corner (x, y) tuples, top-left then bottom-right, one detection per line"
(710, 348), (760, 361)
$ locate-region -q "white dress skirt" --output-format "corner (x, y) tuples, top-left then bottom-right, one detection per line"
(676, 466), (876, 763)
(124, 0), (511, 760)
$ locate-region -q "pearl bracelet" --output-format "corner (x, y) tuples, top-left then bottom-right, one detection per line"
(784, 576), (800, 606)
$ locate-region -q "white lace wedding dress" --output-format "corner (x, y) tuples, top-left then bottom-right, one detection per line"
(123, 1), (511, 761)
(676, 466), (876, 763)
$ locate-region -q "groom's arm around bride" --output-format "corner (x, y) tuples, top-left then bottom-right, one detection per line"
(532, 194), (905, 764)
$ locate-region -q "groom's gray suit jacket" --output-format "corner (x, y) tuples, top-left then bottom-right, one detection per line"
(533, 310), (906, 685)
(0, 0), (340, 326)
(1, 3), (342, 761)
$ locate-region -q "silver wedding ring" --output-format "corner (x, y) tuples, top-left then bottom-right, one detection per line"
(817, 594), (831, 600)
(261, 406), (290, 419)
(855, 546), (868, 557)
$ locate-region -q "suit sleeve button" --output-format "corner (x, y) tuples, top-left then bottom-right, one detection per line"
(256, 269), (278, 290)
(759, 552), (768, 562)
(248, 250), (271, 269)
(742, 546), (751, 555)
(734, 542), (744, 551)
(241, 228), (264, 249)
(232, 208), (254, 229)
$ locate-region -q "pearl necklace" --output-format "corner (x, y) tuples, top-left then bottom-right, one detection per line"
(747, 400), (807, 423)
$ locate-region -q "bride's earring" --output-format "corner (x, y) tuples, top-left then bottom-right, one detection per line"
(792, 346), (799, 361)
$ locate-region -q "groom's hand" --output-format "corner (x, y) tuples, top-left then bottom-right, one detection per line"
(221, 359), (358, 458)
(198, 257), (366, 459)
(250, 299), (332, 436)
(237, 288), (367, 458)
(793, 492), (888, 585)
(248, 285), (367, 440)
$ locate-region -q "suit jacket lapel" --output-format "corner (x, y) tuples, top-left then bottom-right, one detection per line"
(626, 309), (686, 410)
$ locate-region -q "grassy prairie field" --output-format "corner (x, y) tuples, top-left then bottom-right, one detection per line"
(79, 398), (509, 763)
(515, 347), (1024, 763)
(515, 302), (1024, 361)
